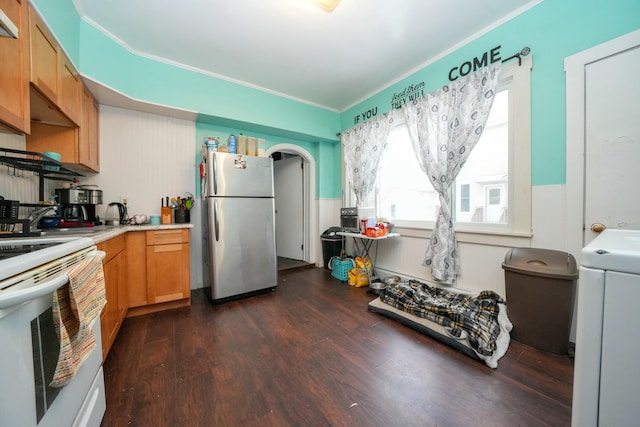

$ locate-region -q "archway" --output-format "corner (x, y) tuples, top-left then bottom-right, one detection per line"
(265, 144), (319, 266)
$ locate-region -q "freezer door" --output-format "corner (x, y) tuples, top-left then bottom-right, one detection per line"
(206, 151), (274, 197)
(205, 196), (277, 300)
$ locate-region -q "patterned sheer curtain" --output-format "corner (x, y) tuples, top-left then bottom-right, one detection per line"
(341, 112), (394, 206)
(402, 64), (501, 284)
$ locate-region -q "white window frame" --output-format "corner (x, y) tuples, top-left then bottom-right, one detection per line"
(343, 56), (532, 246)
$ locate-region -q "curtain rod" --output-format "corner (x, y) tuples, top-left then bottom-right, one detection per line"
(336, 46), (531, 137)
(502, 46), (531, 66)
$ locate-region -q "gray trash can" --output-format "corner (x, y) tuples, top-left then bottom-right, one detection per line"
(321, 228), (344, 270)
(502, 247), (578, 354)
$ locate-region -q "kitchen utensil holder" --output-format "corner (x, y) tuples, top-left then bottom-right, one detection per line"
(174, 209), (187, 223)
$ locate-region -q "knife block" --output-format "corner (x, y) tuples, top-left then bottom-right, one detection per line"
(161, 207), (172, 224)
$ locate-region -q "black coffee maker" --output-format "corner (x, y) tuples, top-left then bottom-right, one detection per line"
(54, 188), (103, 226)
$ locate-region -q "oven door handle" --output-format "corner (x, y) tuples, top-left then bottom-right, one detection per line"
(0, 250), (106, 310)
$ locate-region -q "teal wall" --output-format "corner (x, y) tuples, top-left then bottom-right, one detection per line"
(32, 0), (640, 192)
(32, 0), (342, 198)
(342, 0), (640, 186)
(31, 0), (80, 64)
(195, 121), (343, 198)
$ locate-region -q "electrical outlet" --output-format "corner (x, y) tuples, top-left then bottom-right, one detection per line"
(120, 196), (128, 205)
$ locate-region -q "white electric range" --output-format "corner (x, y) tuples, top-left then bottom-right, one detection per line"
(0, 237), (106, 427)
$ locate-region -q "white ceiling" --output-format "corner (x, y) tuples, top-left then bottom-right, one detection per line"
(73, 0), (537, 112)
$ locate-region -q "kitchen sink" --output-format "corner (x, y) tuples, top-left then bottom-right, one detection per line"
(39, 227), (101, 236)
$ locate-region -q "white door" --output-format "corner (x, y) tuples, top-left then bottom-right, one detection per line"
(565, 30), (640, 345)
(566, 30), (640, 260)
(583, 45), (640, 247)
(274, 155), (304, 260)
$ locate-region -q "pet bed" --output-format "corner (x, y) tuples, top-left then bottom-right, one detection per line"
(368, 280), (512, 368)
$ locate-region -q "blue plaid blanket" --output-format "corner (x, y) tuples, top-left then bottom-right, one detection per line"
(379, 280), (505, 358)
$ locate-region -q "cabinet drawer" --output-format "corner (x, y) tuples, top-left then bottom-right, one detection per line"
(146, 229), (189, 245)
(98, 234), (126, 263)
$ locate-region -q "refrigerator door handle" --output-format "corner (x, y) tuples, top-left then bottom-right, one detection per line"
(212, 152), (218, 196)
(213, 199), (220, 242)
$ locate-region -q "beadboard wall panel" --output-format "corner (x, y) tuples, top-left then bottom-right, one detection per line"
(82, 105), (196, 220)
(0, 133), (42, 208)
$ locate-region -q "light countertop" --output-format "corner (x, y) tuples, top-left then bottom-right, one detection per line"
(35, 223), (194, 244)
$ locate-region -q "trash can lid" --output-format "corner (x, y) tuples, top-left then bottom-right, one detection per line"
(321, 236), (343, 241)
(322, 227), (342, 237)
(502, 247), (578, 279)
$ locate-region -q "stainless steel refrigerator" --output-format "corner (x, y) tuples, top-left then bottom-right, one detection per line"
(201, 150), (277, 301)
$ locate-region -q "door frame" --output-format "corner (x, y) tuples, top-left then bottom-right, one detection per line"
(266, 143), (318, 266)
(274, 154), (304, 260)
(565, 29), (640, 262)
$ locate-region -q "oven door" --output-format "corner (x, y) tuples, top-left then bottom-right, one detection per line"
(340, 214), (359, 232)
(0, 254), (106, 427)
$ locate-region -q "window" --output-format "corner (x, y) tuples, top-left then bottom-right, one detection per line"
(459, 184), (470, 213)
(348, 57), (532, 237)
(454, 89), (508, 225)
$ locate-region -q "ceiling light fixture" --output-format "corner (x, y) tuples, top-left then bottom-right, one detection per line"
(308, 0), (342, 13)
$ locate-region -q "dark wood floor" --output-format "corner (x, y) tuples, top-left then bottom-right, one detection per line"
(277, 256), (315, 272)
(101, 267), (574, 427)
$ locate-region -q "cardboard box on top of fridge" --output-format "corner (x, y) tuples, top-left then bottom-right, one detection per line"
(246, 137), (257, 156)
(237, 135), (247, 155)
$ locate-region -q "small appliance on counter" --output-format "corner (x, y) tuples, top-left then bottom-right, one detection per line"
(48, 188), (103, 228)
(104, 202), (127, 226)
(340, 207), (359, 232)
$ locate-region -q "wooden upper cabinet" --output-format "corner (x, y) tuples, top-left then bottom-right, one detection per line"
(29, 5), (59, 103)
(25, 4), (99, 171)
(0, 0), (30, 134)
(59, 54), (81, 125)
(80, 85), (99, 171)
(27, 86), (100, 172)
(28, 4), (80, 126)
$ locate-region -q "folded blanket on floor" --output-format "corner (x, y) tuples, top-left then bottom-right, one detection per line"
(378, 280), (512, 368)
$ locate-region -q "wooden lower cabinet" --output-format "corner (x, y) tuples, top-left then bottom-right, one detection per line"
(126, 229), (191, 317)
(98, 234), (127, 361)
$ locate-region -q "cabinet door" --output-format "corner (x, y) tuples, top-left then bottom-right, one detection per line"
(116, 249), (128, 321)
(126, 231), (148, 307)
(26, 122), (78, 163)
(146, 242), (190, 304)
(80, 85), (100, 172)
(59, 55), (81, 125)
(29, 5), (59, 103)
(26, 95), (100, 172)
(0, 0), (29, 134)
(98, 235), (127, 360)
(101, 250), (120, 360)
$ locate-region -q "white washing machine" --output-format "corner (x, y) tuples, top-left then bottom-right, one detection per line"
(572, 229), (640, 426)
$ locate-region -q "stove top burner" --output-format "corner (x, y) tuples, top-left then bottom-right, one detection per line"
(0, 242), (62, 261)
(0, 237), (94, 282)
